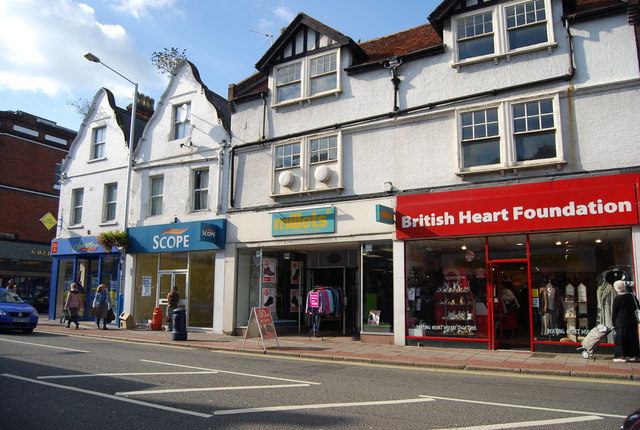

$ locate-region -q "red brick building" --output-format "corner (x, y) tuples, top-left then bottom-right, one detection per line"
(0, 111), (75, 309)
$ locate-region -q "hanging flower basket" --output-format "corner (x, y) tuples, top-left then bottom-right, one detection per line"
(97, 230), (129, 251)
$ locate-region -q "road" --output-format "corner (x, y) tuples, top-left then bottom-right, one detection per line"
(0, 330), (638, 429)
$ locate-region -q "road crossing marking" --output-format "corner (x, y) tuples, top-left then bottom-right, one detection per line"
(213, 397), (436, 416)
(1, 373), (212, 418)
(140, 359), (321, 385)
(419, 395), (627, 419)
(0, 337), (89, 353)
(431, 415), (603, 429)
(117, 383), (309, 396)
(38, 371), (218, 380)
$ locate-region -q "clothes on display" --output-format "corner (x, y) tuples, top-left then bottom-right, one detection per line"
(305, 287), (343, 336)
(596, 269), (625, 343)
(539, 283), (564, 336)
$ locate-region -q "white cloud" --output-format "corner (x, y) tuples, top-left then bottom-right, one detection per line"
(274, 6), (294, 24)
(0, 0), (160, 101)
(109, 0), (176, 20)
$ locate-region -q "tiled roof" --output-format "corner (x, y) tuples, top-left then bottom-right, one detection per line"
(357, 24), (442, 64)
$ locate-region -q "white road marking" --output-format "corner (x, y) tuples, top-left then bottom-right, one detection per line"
(38, 371), (218, 380)
(117, 383), (309, 396)
(432, 415), (603, 429)
(420, 395), (627, 419)
(213, 397), (435, 416)
(0, 337), (89, 353)
(1, 373), (211, 418)
(140, 359), (321, 385)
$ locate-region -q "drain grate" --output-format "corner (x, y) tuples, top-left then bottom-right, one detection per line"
(531, 352), (556, 358)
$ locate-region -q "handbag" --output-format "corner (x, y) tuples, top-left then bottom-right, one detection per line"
(105, 308), (115, 324)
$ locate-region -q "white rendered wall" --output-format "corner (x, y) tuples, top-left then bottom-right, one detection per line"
(57, 89), (129, 238)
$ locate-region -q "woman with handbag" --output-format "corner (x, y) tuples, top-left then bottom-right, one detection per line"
(611, 280), (640, 363)
(64, 283), (84, 329)
(92, 284), (112, 330)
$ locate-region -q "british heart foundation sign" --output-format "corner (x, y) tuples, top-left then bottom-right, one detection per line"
(396, 174), (640, 239)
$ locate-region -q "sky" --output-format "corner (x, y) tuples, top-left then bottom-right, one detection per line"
(0, 0), (442, 132)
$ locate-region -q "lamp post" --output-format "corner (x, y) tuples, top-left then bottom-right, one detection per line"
(84, 52), (138, 322)
(84, 52), (137, 230)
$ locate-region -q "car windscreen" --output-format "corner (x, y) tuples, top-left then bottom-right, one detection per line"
(0, 290), (25, 303)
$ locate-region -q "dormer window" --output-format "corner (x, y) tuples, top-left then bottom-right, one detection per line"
(273, 50), (340, 105)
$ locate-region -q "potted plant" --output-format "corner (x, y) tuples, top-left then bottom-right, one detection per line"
(97, 229), (129, 251)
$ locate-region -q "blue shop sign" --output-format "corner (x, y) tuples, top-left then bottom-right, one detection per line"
(128, 219), (227, 253)
(272, 207), (335, 236)
(51, 236), (116, 255)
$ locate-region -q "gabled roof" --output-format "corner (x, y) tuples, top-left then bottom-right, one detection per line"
(255, 12), (368, 72)
(185, 60), (231, 134)
(230, 14), (444, 104)
(96, 87), (148, 151)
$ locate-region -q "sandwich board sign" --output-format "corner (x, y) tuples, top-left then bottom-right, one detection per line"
(242, 307), (279, 350)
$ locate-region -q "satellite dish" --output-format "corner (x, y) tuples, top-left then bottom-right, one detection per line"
(177, 104), (189, 123)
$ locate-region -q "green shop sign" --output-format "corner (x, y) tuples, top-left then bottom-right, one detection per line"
(272, 207), (335, 236)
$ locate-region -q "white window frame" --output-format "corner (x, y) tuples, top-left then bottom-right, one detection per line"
(273, 49), (341, 106)
(173, 102), (191, 140)
(272, 131), (342, 195)
(149, 175), (164, 217)
(90, 126), (106, 160)
(457, 93), (563, 174)
(192, 168), (209, 212)
(309, 135), (338, 164)
(71, 188), (84, 226)
(452, 0), (555, 66)
(275, 142), (301, 170)
(103, 183), (117, 223)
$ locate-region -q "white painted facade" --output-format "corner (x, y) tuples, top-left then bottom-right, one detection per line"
(228, 0), (640, 345)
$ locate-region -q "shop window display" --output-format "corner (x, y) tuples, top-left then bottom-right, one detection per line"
(529, 229), (633, 345)
(406, 238), (488, 339)
(362, 243), (393, 333)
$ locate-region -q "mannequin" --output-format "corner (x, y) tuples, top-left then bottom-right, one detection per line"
(540, 282), (564, 335)
(597, 270), (623, 343)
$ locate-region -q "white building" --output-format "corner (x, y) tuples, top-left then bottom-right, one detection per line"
(227, 0), (640, 351)
(124, 61), (231, 333)
(51, 88), (153, 320)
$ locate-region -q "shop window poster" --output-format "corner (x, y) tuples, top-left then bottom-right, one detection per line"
(290, 261), (303, 284)
(290, 288), (300, 312)
(262, 288), (276, 311)
(141, 275), (152, 297)
(262, 258), (277, 283)
(368, 310), (381, 325)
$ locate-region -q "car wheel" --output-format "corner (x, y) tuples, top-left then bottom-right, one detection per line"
(22, 328), (34, 334)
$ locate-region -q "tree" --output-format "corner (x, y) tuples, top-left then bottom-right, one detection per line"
(151, 47), (188, 77)
(67, 97), (92, 116)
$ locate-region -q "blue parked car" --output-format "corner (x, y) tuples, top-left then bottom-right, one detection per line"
(0, 288), (39, 334)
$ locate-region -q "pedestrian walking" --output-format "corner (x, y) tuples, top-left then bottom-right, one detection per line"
(92, 284), (112, 330)
(166, 286), (180, 331)
(611, 280), (640, 362)
(64, 283), (84, 329)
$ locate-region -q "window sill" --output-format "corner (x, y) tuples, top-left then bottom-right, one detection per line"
(88, 157), (106, 163)
(456, 159), (566, 177)
(99, 221), (118, 227)
(452, 42), (558, 70)
(272, 90), (342, 110)
(271, 186), (344, 198)
(68, 224), (84, 230)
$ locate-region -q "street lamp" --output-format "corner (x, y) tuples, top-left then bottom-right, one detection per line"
(84, 52), (137, 230)
(85, 52), (138, 322)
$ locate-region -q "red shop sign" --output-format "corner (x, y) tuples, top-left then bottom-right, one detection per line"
(396, 174), (640, 239)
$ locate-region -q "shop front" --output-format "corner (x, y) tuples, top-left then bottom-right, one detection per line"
(126, 219), (226, 332)
(396, 173), (640, 352)
(232, 200), (396, 343)
(50, 236), (121, 321)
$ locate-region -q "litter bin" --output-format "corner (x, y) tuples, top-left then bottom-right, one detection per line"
(171, 308), (187, 341)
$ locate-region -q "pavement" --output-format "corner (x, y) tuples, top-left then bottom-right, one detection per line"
(35, 318), (640, 382)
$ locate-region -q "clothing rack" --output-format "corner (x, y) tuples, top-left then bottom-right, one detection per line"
(305, 286), (343, 338)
